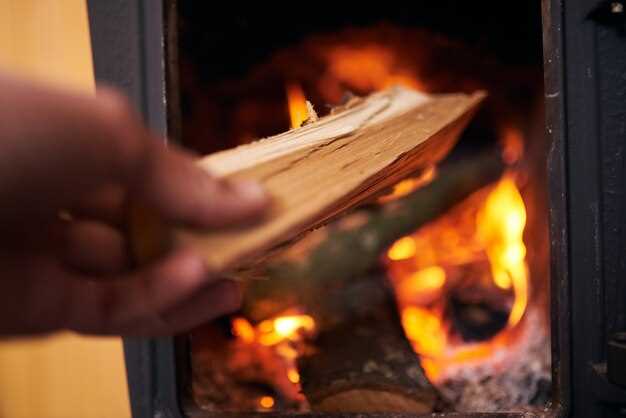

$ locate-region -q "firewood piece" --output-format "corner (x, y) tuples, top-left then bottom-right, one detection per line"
(297, 274), (437, 413)
(132, 87), (485, 273)
(242, 152), (504, 322)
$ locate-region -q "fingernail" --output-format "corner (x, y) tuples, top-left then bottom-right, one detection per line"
(230, 180), (268, 204)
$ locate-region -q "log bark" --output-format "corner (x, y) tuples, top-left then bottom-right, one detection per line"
(297, 274), (437, 413)
(241, 152), (504, 323)
(132, 87), (485, 273)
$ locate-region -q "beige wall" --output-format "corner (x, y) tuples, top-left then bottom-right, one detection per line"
(0, 1), (131, 417)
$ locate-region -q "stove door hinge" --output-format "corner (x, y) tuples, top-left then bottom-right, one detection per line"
(590, 332), (626, 405)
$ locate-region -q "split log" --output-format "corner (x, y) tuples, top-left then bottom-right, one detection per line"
(242, 152), (504, 323)
(297, 273), (438, 413)
(131, 87), (485, 273)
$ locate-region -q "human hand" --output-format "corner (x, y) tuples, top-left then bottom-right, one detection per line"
(0, 73), (269, 336)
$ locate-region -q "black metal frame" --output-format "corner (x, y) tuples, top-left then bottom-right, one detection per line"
(87, 3), (183, 418)
(86, 1), (626, 417)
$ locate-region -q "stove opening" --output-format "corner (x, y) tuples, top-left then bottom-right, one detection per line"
(173, 4), (549, 414)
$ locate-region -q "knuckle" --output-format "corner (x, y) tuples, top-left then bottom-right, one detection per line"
(96, 88), (136, 128)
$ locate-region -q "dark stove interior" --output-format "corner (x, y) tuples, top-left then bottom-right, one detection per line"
(172, 2), (551, 416)
(175, 4), (543, 154)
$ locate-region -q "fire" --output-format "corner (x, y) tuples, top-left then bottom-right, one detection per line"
(286, 82), (308, 129)
(231, 317), (255, 343)
(287, 368), (300, 383)
(231, 313), (315, 398)
(378, 166), (437, 204)
(501, 126), (525, 164)
(386, 174), (530, 382)
(396, 266), (446, 300)
(477, 176), (528, 326)
(402, 306), (447, 358)
(232, 314), (315, 347)
(325, 45), (422, 92)
(259, 396), (275, 409)
(387, 236), (417, 261)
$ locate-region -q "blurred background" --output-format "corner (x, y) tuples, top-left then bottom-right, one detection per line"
(0, 1), (130, 417)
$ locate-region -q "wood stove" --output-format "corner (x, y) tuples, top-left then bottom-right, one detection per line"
(87, 1), (626, 417)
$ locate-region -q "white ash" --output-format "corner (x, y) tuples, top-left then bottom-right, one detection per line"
(436, 308), (551, 412)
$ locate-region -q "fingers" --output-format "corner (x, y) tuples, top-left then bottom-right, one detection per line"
(64, 249), (241, 335)
(127, 140), (270, 228)
(156, 280), (241, 335)
(63, 220), (129, 274)
(0, 81), (146, 218)
(72, 185), (126, 226)
(0, 74), (270, 231)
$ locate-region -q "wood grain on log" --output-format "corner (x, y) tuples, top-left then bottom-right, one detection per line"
(132, 87), (485, 273)
(297, 274), (437, 413)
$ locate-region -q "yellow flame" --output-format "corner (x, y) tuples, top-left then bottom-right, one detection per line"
(401, 306), (447, 358)
(387, 173), (531, 382)
(387, 236), (417, 261)
(286, 83), (308, 129)
(231, 314), (315, 391)
(396, 266), (446, 298)
(274, 315), (315, 337)
(259, 396), (275, 409)
(476, 176), (528, 326)
(233, 314), (315, 347)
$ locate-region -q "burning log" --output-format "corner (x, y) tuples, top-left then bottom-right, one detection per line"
(241, 152), (504, 323)
(297, 273), (438, 413)
(132, 86), (485, 273)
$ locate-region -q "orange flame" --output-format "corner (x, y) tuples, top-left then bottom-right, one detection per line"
(397, 266), (446, 297)
(501, 127), (525, 164)
(259, 396), (275, 409)
(386, 174), (530, 382)
(231, 314), (315, 398)
(286, 83), (308, 129)
(232, 314), (315, 347)
(387, 236), (417, 261)
(326, 45), (422, 92)
(378, 166), (437, 204)
(287, 368), (300, 383)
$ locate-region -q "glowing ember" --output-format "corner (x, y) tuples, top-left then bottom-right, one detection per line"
(387, 236), (417, 261)
(230, 314), (315, 394)
(387, 172), (531, 382)
(287, 368), (300, 384)
(231, 317), (255, 343)
(259, 396), (275, 409)
(232, 314), (315, 347)
(258, 315), (315, 346)
(286, 82), (308, 129)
